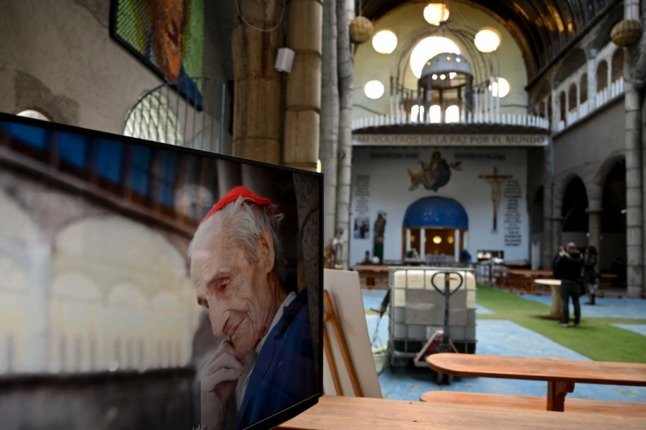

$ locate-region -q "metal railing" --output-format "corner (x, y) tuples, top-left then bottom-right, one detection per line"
(352, 111), (550, 130)
(124, 77), (229, 153)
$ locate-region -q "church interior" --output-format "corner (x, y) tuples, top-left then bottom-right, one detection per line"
(1, 0), (645, 428)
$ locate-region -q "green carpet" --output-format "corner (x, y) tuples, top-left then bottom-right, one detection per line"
(476, 285), (646, 363)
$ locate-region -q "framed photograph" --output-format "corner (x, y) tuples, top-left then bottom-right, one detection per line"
(109, 0), (205, 108)
(0, 112), (323, 429)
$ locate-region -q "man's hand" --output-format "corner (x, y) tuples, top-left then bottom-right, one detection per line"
(200, 339), (243, 430)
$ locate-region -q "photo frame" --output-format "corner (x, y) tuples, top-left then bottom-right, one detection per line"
(109, 0), (205, 108)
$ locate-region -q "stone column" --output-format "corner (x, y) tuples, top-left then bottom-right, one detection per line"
(28, 238), (52, 372)
(586, 50), (597, 111)
(453, 229), (460, 262)
(551, 217), (563, 258)
(542, 138), (555, 269)
(587, 209), (601, 251)
(420, 228), (426, 259)
(586, 186), (603, 252)
(551, 89), (559, 131)
(231, 2), (284, 164)
(625, 80), (644, 297)
(284, 0), (323, 171)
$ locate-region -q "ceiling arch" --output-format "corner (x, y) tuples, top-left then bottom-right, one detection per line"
(359, 0), (618, 80)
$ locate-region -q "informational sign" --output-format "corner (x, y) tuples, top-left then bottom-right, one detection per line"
(504, 179), (523, 246)
(353, 134), (548, 147)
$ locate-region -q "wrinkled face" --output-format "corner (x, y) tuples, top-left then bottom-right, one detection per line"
(191, 224), (278, 361)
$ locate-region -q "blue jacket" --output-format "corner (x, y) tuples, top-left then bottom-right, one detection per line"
(235, 290), (317, 429)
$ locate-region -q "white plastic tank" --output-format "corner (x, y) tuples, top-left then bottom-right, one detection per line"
(392, 267), (476, 309)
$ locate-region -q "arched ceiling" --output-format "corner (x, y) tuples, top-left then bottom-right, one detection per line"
(360, 0), (619, 79)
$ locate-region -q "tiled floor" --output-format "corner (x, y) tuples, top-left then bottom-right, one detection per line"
(362, 289), (646, 402)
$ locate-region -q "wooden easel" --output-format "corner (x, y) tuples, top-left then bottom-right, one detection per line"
(323, 289), (363, 396)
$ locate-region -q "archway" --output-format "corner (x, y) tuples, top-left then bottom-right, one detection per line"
(402, 196), (468, 265)
(601, 160), (626, 285)
(561, 176), (588, 247)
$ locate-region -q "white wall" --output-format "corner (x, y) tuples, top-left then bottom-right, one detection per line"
(350, 145), (529, 265)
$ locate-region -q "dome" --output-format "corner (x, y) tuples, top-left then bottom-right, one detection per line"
(420, 53), (472, 79)
(403, 196), (468, 229)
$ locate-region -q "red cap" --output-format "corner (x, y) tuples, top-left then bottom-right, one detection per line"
(203, 186), (273, 221)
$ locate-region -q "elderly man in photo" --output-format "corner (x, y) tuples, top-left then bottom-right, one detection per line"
(189, 186), (315, 429)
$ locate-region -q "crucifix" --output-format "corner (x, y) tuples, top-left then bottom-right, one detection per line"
(478, 166), (513, 232)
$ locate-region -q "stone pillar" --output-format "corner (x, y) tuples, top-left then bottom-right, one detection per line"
(542, 138), (555, 269)
(625, 80), (644, 297)
(551, 217), (563, 258)
(320, 0), (339, 243)
(28, 239), (52, 372)
(284, 0), (322, 171)
(586, 186), (603, 252)
(587, 209), (601, 251)
(231, 2), (284, 164)
(454, 229), (460, 262)
(586, 50), (597, 110)
(420, 228), (426, 259)
(551, 89), (559, 131)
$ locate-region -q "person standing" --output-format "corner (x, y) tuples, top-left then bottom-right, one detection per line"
(553, 242), (584, 327)
(583, 246), (599, 305)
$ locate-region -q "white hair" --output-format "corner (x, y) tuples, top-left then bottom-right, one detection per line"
(189, 197), (285, 276)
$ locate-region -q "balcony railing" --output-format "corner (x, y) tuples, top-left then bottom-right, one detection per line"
(556, 78), (625, 133)
(352, 111), (550, 130)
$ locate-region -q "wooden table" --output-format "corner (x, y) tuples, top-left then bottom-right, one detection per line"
(534, 278), (562, 318)
(276, 395), (646, 429)
(505, 269), (553, 294)
(350, 264), (390, 289)
(426, 353), (646, 412)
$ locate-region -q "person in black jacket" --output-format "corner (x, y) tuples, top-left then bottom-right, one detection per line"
(553, 242), (584, 327)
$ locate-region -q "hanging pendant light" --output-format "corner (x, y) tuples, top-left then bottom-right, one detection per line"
(350, 0), (374, 44)
(350, 16), (374, 44)
(423, 2), (450, 26)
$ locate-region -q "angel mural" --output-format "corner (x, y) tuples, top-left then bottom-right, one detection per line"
(408, 151), (461, 192)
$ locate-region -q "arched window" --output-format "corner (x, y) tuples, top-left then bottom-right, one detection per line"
(568, 83), (577, 112)
(125, 92), (183, 146)
(535, 100), (546, 118)
(17, 109), (52, 121)
(559, 91), (566, 121)
(561, 177), (588, 232)
(611, 48), (624, 82)
(579, 73), (588, 103)
(409, 36), (461, 78)
(596, 60), (608, 92)
(445, 105), (460, 123)
(410, 105), (425, 123)
(429, 105), (441, 123)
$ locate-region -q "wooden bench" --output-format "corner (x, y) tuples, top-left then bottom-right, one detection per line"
(420, 391), (646, 417)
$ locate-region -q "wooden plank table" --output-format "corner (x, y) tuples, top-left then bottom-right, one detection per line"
(276, 395), (646, 429)
(534, 278), (562, 318)
(426, 353), (646, 412)
(506, 269), (553, 294)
